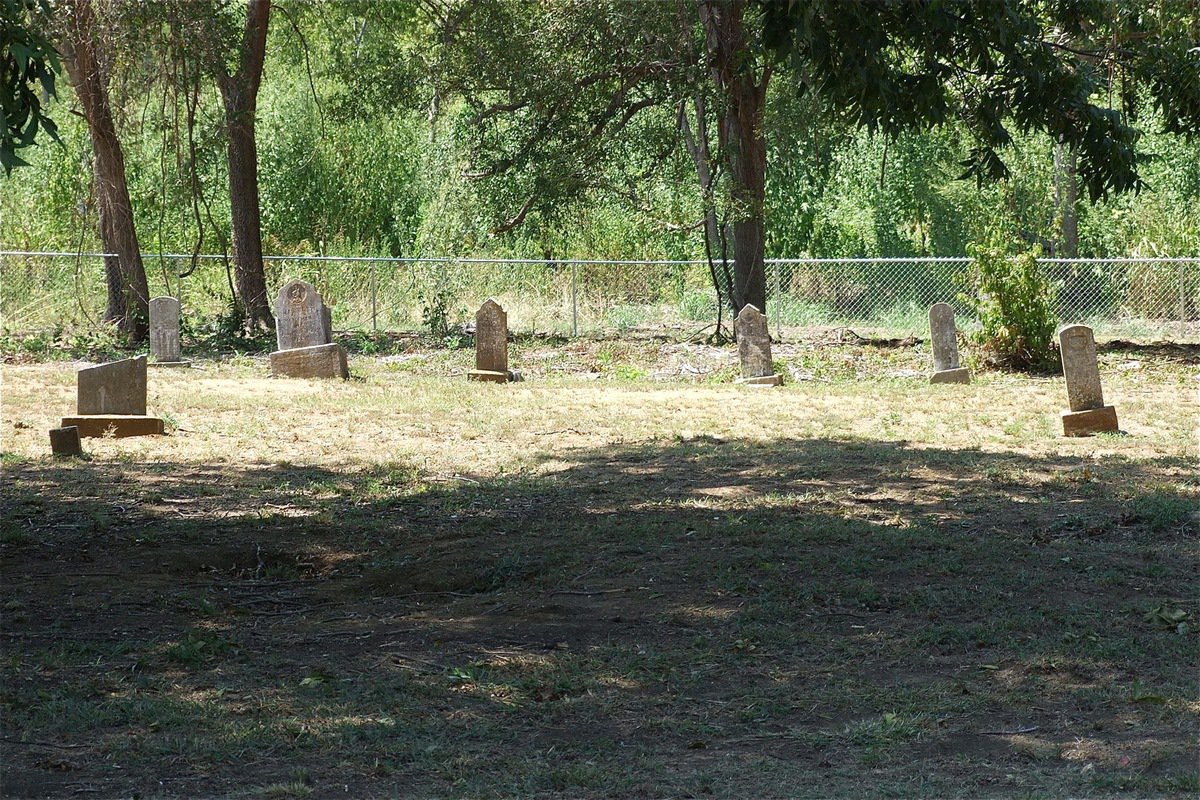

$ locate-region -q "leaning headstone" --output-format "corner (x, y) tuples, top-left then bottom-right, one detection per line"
(735, 304), (783, 386)
(468, 299), (512, 383)
(928, 302), (970, 384)
(274, 279), (333, 351)
(270, 279), (347, 380)
(63, 356), (165, 437)
(1058, 324), (1119, 436)
(149, 296), (189, 367)
(49, 426), (83, 457)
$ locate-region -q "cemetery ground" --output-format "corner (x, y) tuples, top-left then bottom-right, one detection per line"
(1, 335), (1197, 799)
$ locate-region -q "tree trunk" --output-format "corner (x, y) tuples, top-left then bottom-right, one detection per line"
(700, 0), (770, 315)
(1054, 140), (1079, 258)
(217, 0), (273, 330)
(59, 0), (149, 342)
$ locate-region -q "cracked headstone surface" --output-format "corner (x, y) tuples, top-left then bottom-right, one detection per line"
(735, 305), (781, 385)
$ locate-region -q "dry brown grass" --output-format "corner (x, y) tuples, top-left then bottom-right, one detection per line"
(1, 339), (1197, 798)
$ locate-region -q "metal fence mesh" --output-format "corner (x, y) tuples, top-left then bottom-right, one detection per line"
(2, 252), (1197, 342)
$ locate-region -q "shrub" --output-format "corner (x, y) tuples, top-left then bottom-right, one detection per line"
(962, 242), (1060, 372)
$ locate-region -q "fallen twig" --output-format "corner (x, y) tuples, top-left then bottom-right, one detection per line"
(978, 725), (1040, 735)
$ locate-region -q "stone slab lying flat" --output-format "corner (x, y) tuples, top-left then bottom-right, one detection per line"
(270, 343), (349, 380)
(1061, 405), (1119, 437)
(468, 369), (509, 383)
(930, 367), (971, 384)
(49, 426), (83, 456)
(736, 374), (784, 386)
(61, 415), (165, 438)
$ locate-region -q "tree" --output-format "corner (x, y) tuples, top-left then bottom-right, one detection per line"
(214, 0), (272, 330)
(57, 0), (149, 341)
(442, 0), (1200, 315)
(1, 0), (61, 174)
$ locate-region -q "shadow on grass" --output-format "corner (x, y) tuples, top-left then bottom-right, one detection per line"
(1, 438), (1196, 798)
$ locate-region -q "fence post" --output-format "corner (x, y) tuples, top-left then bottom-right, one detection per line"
(571, 262), (578, 337)
(371, 259), (378, 333)
(772, 259), (781, 340)
(1180, 259), (1187, 335)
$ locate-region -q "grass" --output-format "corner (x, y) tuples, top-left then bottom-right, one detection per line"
(1, 336), (1197, 798)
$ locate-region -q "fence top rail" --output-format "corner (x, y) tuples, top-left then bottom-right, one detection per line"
(2, 250), (1198, 265)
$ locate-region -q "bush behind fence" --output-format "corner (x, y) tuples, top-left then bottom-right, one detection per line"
(2, 252), (1197, 343)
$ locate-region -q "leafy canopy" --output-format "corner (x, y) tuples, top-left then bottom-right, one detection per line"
(1, 0), (60, 175)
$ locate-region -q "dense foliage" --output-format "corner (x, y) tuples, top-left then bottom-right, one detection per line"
(2, 2), (1198, 266)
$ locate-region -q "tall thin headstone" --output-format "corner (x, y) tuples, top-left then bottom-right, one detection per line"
(62, 356), (164, 437)
(928, 302), (970, 384)
(735, 304), (783, 386)
(1058, 324), (1118, 436)
(468, 299), (512, 383)
(269, 279), (347, 380)
(149, 296), (188, 366)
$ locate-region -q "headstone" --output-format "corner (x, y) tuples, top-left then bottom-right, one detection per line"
(270, 279), (346, 380)
(1058, 324), (1119, 436)
(49, 426), (82, 457)
(274, 279), (333, 351)
(149, 296), (188, 366)
(735, 304), (783, 386)
(928, 302), (970, 384)
(67, 356), (164, 437)
(270, 343), (349, 380)
(468, 299), (511, 383)
(77, 356), (147, 416)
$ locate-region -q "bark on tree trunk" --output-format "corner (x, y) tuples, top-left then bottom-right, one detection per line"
(60, 0), (149, 342)
(217, 0), (273, 331)
(1054, 140), (1079, 258)
(700, 0), (770, 315)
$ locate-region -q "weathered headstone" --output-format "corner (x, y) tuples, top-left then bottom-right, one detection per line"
(270, 343), (349, 380)
(149, 296), (188, 366)
(274, 279), (333, 351)
(468, 299), (512, 383)
(735, 304), (783, 386)
(1058, 324), (1119, 436)
(65, 356), (164, 437)
(49, 426), (82, 457)
(928, 302), (970, 384)
(270, 279), (347, 380)
(77, 356), (147, 415)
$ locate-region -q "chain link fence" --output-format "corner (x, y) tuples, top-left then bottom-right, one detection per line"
(2, 251), (1197, 342)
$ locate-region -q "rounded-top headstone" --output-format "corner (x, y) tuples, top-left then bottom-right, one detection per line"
(274, 279), (332, 351)
(928, 302), (962, 372)
(149, 296), (182, 362)
(1058, 324), (1104, 411)
(735, 304), (774, 379)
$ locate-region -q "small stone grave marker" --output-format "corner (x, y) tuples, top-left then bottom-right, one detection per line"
(928, 302), (970, 384)
(1058, 324), (1118, 436)
(468, 299), (512, 383)
(149, 296), (189, 366)
(49, 425), (82, 457)
(64, 356), (164, 437)
(735, 304), (782, 386)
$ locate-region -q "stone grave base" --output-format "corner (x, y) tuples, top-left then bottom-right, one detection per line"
(736, 374), (784, 387)
(49, 426), (83, 456)
(61, 415), (165, 438)
(468, 369), (510, 383)
(270, 343), (348, 380)
(150, 360), (191, 369)
(930, 367), (971, 384)
(1061, 406), (1119, 437)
